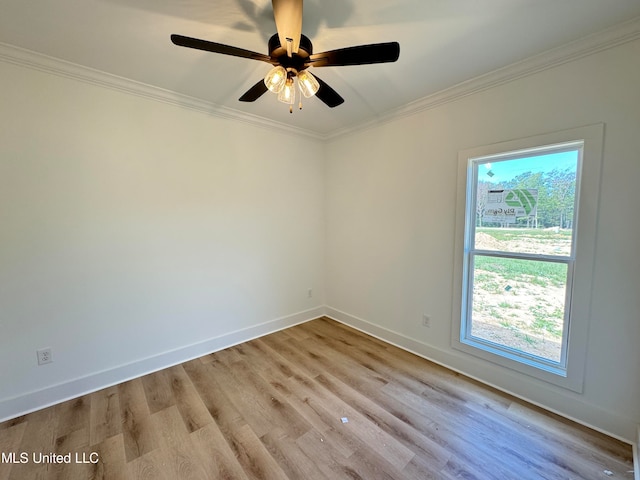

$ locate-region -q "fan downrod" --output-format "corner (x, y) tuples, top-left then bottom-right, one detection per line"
(268, 33), (313, 71)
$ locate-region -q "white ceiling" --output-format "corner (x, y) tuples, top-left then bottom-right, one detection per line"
(2, 0), (640, 137)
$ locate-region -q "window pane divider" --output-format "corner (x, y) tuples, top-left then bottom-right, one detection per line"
(470, 249), (574, 263)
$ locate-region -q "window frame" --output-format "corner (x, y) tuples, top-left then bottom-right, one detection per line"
(452, 125), (604, 393)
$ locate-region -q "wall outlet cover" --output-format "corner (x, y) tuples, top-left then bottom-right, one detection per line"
(37, 348), (53, 365)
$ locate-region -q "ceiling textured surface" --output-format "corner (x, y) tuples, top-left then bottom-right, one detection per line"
(1, 0), (640, 136)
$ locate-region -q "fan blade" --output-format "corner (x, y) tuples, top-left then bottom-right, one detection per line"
(272, 0), (302, 56)
(313, 75), (344, 108)
(171, 34), (274, 64)
(239, 79), (269, 102)
(309, 42), (400, 67)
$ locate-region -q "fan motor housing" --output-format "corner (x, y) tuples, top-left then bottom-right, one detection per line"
(268, 33), (312, 71)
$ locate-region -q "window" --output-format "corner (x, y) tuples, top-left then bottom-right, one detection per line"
(452, 125), (604, 392)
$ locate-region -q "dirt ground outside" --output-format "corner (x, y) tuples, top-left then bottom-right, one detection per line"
(470, 228), (571, 362)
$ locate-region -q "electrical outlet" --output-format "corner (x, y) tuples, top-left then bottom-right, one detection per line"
(307, 288), (313, 298)
(37, 348), (52, 365)
(422, 314), (431, 328)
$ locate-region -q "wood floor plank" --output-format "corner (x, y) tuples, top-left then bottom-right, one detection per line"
(181, 360), (245, 437)
(151, 406), (208, 480)
(54, 396), (90, 441)
(0, 317), (634, 479)
(276, 324), (312, 342)
(89, 386), (121, 446)
(259, 427), (328, 480)
(230, 340), (353, 446)
(296, 428), (398, 480)
(0, 422), (26, 480)
(306, 323), (572, 479)
(199, 346), (242, 367)
(227, 422), (290, 480)
(376, 359), (621, 480)
(47, 437), (95, 480)
(0, 417), (26, 432)
(237, 340), (365, 457)
(90, 434), (127, 480)
(288, 369), (416, 471)
(259, 333), (326, 378)
(307, 374), (414, 471)
(182, 360), (285, 479)
(164, 365), (212, 434)
(314, 371), (452, 470)
(8, 406), (57, 480)
(206, 353), (311, 440)
(141, 370), (174, 415)
(294, 429), (359, 480)
(305, 321), (577, 478)
(117, 378), (159, 463)
(190, 422), (249, 480)
(126, 448), (172, 480)
(506, 399), (633, 466)
(247, 336), (447, 474)
(401, 454), (447, 479)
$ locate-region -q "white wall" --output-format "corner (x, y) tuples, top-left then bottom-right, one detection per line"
(325, 39), (640, 442)
(0, 61), (325, 418)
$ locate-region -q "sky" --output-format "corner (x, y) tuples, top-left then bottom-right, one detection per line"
(477, 149), (579, 184)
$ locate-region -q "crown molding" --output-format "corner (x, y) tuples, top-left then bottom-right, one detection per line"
(0, 42), (324, 141)
(325, 15), (640, 140)
(1, 15), (639, 142)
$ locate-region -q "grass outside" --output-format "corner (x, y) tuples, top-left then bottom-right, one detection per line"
(470, 228), (571, 362)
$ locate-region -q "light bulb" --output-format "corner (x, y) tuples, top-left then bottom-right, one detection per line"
(264, 66), (287, 93)
(297, 70), (320, 98)
(278, 78), (296, 104)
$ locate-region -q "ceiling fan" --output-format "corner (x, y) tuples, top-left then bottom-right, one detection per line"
(170, 0), (400, 111)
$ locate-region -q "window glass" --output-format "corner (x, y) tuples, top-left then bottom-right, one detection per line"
(462, 145), (580, 371)
(473, 150), (578, 255)
(469, 256), (568, 364)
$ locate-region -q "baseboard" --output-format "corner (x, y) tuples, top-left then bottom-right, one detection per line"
(324, 306), (636, 445)
(634, 425), (639, 480)
(0, 306), (326, 423)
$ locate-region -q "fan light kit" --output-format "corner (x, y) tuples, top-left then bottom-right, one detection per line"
(297, 69), (320, 98)
(264, 66), (320, 112)
(170, 0), (400, 113)
(264, 65), (287, 93)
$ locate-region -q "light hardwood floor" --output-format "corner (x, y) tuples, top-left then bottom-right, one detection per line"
(0, 317), (634, 479)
